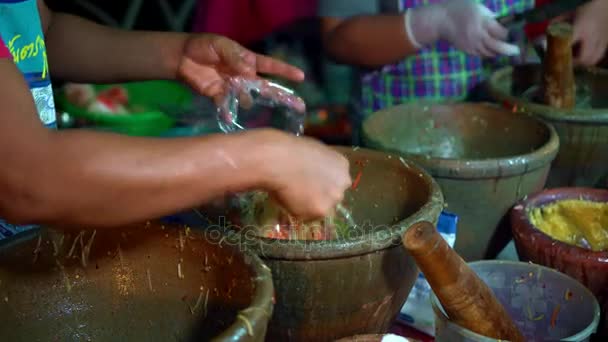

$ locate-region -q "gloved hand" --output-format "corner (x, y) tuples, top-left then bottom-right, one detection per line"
(404, 0), (520, 57)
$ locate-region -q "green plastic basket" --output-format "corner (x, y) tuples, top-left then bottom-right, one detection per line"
(56, 81), (194, 136)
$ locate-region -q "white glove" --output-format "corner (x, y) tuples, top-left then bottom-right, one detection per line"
(404, 0), (520, 57)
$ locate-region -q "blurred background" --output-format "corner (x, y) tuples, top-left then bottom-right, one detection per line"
(47, 0), (355, 145)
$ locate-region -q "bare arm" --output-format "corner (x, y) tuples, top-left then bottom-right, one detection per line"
(0, 59), (276, 228)
(38, 0), (185, 83)
(38, 0), (304, 97)
(320, 0), (520, 68)
(321, 16), (418, 68)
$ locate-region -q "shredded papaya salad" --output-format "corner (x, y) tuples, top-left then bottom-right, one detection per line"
(215, 77), (356, 240)
(236, 191), (355, 241)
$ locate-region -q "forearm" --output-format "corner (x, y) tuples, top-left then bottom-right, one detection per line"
(322, 15), (418, 68)
(2, 128), (272, 228)
(44, 12), (186, 83)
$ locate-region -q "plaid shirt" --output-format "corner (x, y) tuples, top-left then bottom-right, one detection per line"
(360, 0), (535, 116)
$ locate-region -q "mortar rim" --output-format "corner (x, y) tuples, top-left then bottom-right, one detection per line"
(362, 102), (560, 179)
(221, 147), (444, 261)
(488, 65), (608, 123)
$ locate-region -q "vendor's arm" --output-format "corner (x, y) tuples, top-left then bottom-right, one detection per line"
(319, 0), (417, 68)
(319, 0), (520, 68)
(37, 0), (304, 95)
(0, 61), (349, 228)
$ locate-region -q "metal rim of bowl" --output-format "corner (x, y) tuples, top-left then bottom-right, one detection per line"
(0, 227), (275, 342)
(220, 147), (444, 261)
(511, 187), (608, 261)
(362, 102), (561, 179)
(488, 65), (608, 123)
(430, 260), (601, 341)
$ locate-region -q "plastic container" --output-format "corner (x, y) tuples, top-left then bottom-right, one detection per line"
(432, 261), (600, 342)
(56, 80), (193, 136)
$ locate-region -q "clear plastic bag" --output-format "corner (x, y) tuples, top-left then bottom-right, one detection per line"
(214, 77), (355, 241)
(216, 77), (306, 135)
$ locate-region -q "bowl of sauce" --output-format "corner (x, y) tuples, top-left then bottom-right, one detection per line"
(511, 187), (608, 338)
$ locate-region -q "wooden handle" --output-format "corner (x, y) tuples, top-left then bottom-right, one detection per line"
(403, 221), (525, 342)
(543, 22), (576, 109)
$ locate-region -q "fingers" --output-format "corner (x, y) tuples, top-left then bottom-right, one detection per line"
(237, 88), (254, 110)
(214, 37), (257, 77)
(254, 54), (305, 82)
(485, 17), (509, 41)
(213, 36), (305, 82)
(477, 14), (519, 57)
(204, 80), (226, 99)
(575, 40), (604, 66)
(457, 4), (516, 58)
(477, 4), (496, 19)
(474, 37), (494, 57)
(483, 34), (520, 57)
(258, 84), (307, 113)
(179, 57), (226, 97)
(573, 26), (606, 66)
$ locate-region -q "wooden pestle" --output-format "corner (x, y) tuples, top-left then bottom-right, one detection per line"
(402, 221), (525, 342)
(543, 22), (576, 109)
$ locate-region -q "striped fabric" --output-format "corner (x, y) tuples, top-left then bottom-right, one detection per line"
(360, 0), (535, 115)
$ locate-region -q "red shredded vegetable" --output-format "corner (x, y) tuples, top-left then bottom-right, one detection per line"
(550, 304), (561, 328)
(352, 170), (363, 190)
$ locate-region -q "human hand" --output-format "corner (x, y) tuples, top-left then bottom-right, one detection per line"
(177, 34), (305, 99)
(572, 0), (608, 66)
(253, 130), (351, 221)
(406, 0), (519, 57)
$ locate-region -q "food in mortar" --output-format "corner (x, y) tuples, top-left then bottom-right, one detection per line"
(528, 199), (608, 251)
(235, 191), (353, 240)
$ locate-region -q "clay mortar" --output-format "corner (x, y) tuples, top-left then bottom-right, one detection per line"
(362, 102), (559, 260)
(211, 147), (444, 341)
(0, 224), (274, 342)
(488, 64), (608, 188)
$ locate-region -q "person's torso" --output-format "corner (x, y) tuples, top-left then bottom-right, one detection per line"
(0, 0), (56, 238)
(359, 0), (535, 115)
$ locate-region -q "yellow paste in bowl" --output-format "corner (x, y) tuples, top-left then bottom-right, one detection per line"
(528, 199), (608, 251)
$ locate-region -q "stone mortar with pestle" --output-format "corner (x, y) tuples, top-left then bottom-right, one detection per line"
(402, 221), (525, 341)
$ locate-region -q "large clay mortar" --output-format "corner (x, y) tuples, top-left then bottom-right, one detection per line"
(362, 103), (559, 261)
(0, 224), (274, 342)
(489, 64), (608, 187)
(216, 147), (443, 341)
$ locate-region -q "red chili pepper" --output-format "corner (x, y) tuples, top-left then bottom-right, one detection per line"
(550, 304), (561, 328)
(352, 169), (363, 190)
